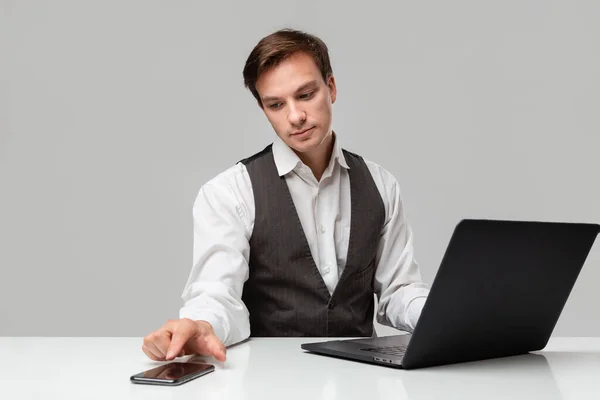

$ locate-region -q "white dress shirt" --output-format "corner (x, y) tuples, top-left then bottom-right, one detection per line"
(179, 134), (430, 346)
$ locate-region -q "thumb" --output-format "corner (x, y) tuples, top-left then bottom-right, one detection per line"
(206, 334), (227, 362)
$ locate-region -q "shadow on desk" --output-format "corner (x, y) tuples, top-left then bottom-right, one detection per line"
(393, 353), (560, 400)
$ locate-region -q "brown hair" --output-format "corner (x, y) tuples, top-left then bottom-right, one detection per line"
(243, 28), (333, 106)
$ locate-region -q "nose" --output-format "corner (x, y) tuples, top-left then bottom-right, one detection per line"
(287, 102), (306, 127)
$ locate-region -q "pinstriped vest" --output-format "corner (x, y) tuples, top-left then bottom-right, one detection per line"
(239, 144), (385, 337)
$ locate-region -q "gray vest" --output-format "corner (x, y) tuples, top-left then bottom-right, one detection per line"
(239, 144), (385, 337)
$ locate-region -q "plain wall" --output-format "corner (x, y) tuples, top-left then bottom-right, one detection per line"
(1, 0), (599, 337)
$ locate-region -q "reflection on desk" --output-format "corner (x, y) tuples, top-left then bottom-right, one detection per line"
(1, 337), (599, 399)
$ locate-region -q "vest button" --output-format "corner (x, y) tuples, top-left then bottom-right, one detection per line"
(328, 300), (336, 309)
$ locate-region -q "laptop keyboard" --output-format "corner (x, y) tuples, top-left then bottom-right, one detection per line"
(361, 345), (407, 356)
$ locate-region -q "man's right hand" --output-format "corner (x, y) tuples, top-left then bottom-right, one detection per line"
(142, 318), (226, 362)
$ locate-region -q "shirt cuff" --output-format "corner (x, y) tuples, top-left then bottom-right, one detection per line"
(405, 296), (428, 331)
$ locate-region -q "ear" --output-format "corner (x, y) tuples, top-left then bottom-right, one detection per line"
(326, 74), (337, 104)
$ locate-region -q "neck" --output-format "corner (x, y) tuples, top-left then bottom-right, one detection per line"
(296, 132), (335, 181)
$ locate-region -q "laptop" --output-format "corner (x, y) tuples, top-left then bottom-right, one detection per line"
(301, 219), (600, 369)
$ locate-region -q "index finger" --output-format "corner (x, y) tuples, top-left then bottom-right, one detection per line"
(165, 322), (196, 360)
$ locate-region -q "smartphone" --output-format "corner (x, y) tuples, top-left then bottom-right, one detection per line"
(130, 362), (215, 386)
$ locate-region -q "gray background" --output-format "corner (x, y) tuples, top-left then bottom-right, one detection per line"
(1, 0), (598, 338)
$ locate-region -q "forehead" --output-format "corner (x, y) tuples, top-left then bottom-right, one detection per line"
(256, 52), (323, 97)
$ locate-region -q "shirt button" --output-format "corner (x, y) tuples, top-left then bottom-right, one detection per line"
(320, 226), (326, 233)
(323, 265), (331, 274)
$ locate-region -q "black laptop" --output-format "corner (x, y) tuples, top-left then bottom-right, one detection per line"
(301, 219), (600, 369)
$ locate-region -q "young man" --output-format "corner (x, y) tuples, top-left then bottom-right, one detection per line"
(142, 29), (430, 363)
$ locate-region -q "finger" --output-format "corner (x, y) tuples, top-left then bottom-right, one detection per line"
(154, 331), (172, 357)
(142, 344), (163, 361)
(166, 323), (195, 360)
(145, 339), (167, 360)
(205, 335), (227, 362)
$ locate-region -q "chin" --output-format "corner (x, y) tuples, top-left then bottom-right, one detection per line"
(290, 129), (328, 149)
(288, 136), (321, 153)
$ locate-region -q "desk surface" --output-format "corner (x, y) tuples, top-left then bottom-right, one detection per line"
(2, 336), (600, 399)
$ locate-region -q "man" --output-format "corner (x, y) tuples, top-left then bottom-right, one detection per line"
(142, 28), (430, 363)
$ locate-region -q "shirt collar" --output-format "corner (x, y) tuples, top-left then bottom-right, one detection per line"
(272, 131), (349, 177)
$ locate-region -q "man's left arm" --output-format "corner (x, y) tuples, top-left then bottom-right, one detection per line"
(373, 174), (430, 333)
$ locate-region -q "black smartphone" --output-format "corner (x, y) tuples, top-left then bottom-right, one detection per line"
(130, 362), (215, 386)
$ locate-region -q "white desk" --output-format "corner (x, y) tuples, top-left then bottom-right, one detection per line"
(2, 337), (600, 399)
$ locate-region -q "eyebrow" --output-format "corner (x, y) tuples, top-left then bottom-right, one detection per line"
(261, 80), (318, 103)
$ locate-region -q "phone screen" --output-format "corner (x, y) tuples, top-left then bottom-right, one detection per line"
(131, 362), (214, 385)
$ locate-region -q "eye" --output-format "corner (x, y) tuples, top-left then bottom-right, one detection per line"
(268, 102), (283, 109)
(299, 91), (315, 100)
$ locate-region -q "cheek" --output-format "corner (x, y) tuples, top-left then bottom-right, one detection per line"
(314, 93), (331, 113)
(313, 100), (332, 122)
(265, 112), (287, 133)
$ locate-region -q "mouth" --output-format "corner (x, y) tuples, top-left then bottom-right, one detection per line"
(291, 126), (315, 136)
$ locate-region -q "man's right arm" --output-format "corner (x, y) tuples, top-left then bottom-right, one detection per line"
(143, 165), (254, 361)
(179, 169), (254, 347)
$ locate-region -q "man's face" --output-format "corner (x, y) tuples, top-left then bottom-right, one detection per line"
(255, 52), (337, 156)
